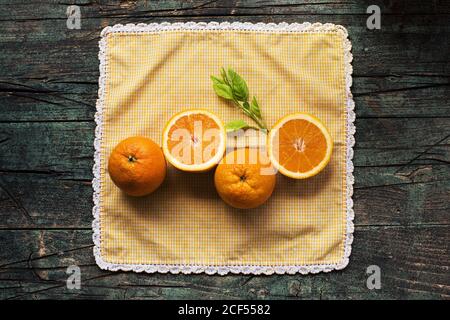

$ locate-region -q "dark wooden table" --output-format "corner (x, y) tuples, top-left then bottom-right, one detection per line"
(0, 1), (449, 300)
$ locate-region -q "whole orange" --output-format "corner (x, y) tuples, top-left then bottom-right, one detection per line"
(108, 136), (166, 196)
(214, 148), (276, 209)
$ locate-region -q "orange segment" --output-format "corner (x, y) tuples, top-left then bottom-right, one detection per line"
(268, 113), (333, 179)
(162, 110), (226, 172)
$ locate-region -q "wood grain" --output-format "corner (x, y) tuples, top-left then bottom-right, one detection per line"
(0, 0), (449, 299)
(0, 227), (448, 299)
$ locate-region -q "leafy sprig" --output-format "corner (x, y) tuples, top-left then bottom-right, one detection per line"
(211, 68), (267, 131)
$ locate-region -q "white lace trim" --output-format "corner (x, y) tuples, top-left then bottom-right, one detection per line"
(92, 21), (355, 275)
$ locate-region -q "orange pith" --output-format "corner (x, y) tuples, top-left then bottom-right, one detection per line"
(269, 113), (333, 179)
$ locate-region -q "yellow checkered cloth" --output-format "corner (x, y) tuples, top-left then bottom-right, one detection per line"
(98, 26), (349, 269)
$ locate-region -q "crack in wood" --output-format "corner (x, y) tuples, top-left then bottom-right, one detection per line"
(394, 134), (450, 174)
(354, 178), (450, 190)
(0, 244), (94, 269)
(354, 83), (450, 97)
(0, 180), (34, 223)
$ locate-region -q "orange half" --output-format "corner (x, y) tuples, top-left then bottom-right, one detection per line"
(268, 113), (333, 179)
(162, 110), (226, 172)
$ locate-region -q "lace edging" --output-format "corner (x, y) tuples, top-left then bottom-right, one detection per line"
(92, 21), (355, 275)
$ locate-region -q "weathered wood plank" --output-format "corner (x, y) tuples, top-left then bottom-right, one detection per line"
(0, 165), (448, 228)
(0, 119), (448, 176)
(0, 12), (449, 78)
(0, 227), (448, 299)
(1, 0), (449, 19)
(0, 173), (93, 227)
(0, 118), (448, 228)
(1, 75), (449, 123)
(0, 122), (95, 178)
(1, 3), (449, 125)
(0, 6), (449, 122)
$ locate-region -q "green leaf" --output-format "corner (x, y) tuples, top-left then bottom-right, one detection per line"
(220, 67), (231, 86)
(227, 68), (249, 101)
(210, 75), (224, 86)
(225, 119), (253, 132)
(250, 96), (261, 118)
(213, 83), (234, 100)
(242, 101), (250, 111)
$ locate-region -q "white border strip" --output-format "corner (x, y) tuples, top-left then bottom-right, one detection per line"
(92, 21), (355, 275)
